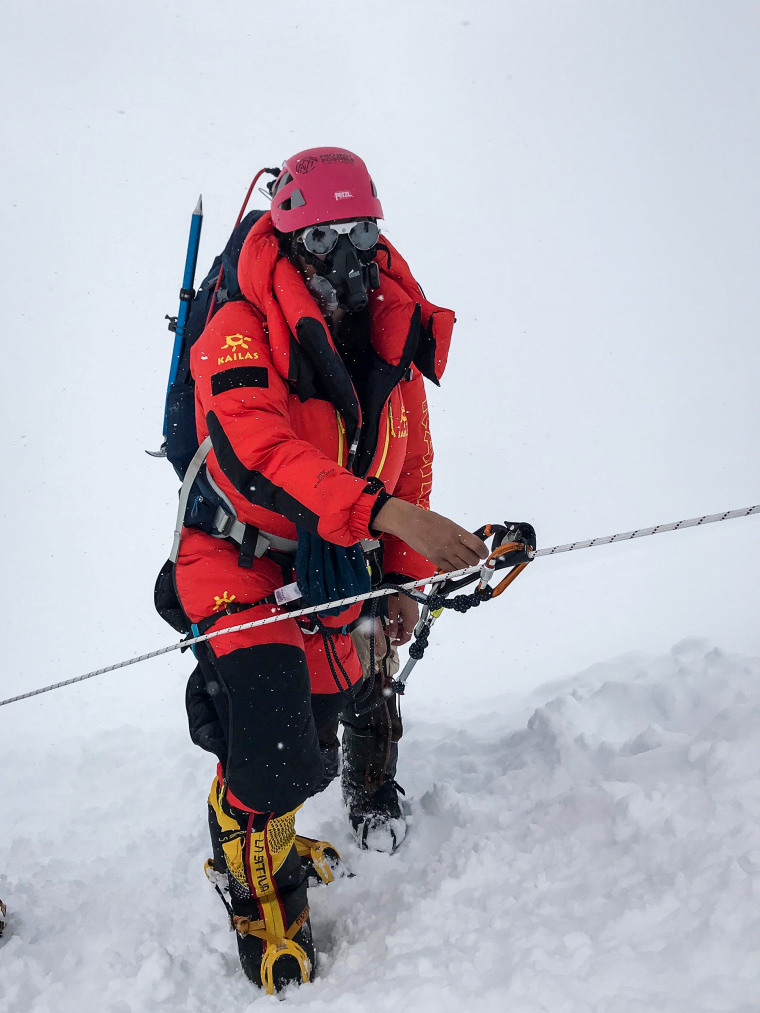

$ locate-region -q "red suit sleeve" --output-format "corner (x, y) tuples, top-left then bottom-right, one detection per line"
(381, 369), (436, 581)
(194, 304), (380, 546)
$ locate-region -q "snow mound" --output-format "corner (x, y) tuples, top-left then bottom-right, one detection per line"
(1, 640), (758, 1012)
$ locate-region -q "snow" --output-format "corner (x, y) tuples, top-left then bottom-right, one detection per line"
(2, 640), (759, 1011)
(2, 0), (760, 1009)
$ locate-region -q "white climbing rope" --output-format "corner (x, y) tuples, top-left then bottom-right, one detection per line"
(1, 503), (757, 708)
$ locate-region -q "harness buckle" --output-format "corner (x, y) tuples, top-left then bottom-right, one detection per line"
(212, 505), (234, 538)
(298, 616), (320, 636)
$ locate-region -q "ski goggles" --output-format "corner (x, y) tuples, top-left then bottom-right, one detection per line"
(299, 220), (380, 256)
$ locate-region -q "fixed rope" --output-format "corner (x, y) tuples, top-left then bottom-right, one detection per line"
(533, 505), (759, 556)
(0, 503), (757, 709)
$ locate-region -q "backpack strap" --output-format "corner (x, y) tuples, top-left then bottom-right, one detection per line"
(171, 436), (214, 563)
(236, 523), (261, 569)
(170, 435), (298, 566)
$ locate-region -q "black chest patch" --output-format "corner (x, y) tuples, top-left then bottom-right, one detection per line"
(211, 366), (269, 395)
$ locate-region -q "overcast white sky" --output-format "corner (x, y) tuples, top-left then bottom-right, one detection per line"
(1, 0), (758, 712)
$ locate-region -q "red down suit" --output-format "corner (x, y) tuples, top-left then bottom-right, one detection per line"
(175, 213), (454, 697)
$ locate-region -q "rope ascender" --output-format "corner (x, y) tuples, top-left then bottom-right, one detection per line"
(0, 504), (757, 709)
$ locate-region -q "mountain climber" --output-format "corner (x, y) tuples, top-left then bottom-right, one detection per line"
(175, 146), (487, 992)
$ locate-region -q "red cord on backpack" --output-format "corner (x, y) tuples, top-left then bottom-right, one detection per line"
(205, 167), (279, 327)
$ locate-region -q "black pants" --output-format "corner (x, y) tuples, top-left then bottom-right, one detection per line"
(186, 641), (344, 814)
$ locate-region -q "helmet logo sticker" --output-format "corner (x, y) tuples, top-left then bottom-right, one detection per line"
(295, 156), (318, 174)
(320, 152), (355, 164)
(335, 190), (353, 200)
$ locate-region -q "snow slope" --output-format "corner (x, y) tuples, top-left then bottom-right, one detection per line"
(1, 639), (759, 1012)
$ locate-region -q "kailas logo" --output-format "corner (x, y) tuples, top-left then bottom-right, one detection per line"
(295, 156), (318, 173)
(391, 402), (409, 440)
(212, 591), (236, 612)
(218, 334), (259, 365)
(397, 402), (409, 439)
(222, 334), (250, 352)
(334, 190), (353, 200)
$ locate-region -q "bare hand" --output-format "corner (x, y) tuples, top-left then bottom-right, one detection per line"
(386, 592), (419, 645)
(373, 499), (488, 572)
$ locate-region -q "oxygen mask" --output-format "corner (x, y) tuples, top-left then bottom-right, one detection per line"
(298, 221), (381, 314)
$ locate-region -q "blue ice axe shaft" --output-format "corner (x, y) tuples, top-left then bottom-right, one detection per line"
(162, 195), (203, 439)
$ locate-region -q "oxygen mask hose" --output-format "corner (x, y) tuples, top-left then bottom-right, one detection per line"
(323, 236), (370, 313)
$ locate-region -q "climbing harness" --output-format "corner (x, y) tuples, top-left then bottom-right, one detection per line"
(1, 503), (757, 709)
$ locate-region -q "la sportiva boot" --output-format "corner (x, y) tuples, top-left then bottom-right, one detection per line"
(342, 632), (407, 852)
(341, 731), (407, 852)
(207, 776), (313, 994)
(207, 792), (347, 892)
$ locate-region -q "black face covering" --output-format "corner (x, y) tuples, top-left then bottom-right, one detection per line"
(305, 234), (380, 314)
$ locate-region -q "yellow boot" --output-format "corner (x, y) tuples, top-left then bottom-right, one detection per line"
(207, 776), (314, 994)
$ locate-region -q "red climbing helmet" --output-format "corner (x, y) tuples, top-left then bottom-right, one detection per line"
(269, 147), (384, 232)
